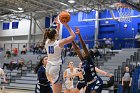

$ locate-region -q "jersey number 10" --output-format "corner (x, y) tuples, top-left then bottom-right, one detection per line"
(48, 46), (54, 54)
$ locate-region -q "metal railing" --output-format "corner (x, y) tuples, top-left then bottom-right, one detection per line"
(114, 49), (140, 85)
(2, 38), (139, 51)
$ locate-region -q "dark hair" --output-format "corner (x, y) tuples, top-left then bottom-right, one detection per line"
(42, 28), (56, 46)
(89, 50), (94, 59)
(46, 28), (57, 40)
(23, 45), (26, 48)
(34, 56), (47, 74)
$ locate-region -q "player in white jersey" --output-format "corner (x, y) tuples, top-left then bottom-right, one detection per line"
(63, 61), (77, 93)
(44, 19), (76, 93)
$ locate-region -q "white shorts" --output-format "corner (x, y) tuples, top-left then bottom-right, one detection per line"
(64, 80), (74, 89)
(46, 63), (63, 84)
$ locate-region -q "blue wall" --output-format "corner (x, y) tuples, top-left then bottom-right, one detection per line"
(62, 12), (96, 49)
(45, 10), (140, 49)
(99, 9), (140, 49)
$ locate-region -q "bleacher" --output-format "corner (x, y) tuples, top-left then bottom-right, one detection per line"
(0, 52), (42, 90)
(0, 48), (119, 92)
(113, 48), (140, 93)
(0, 48), (140, 93)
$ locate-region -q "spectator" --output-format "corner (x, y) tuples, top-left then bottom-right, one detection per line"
(33, 44), (39, 54)
(16, 58), (25, 70)
(102, 38), (107, 48)
(135, 31), (140, 47)
(3, 58), (25, 71)
(2, 63), (9, 69)
(38, 44), (43, 54)
(95, 40), (100, 48)
(21, 45), (27, 54)
(34, 56), (52, 93)
(89, 49), (102, 59)
(4, 49), (11, 58)
(33, 44), (36, 54)
(135, 31), (140, 41)
(105, 38), (114, 49)
(12, 48), (18, 56)
(122, 66), (132, 93)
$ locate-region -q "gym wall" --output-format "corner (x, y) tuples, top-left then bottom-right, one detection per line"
(60, 10), (140, 49)
(0, 17), (45, 50)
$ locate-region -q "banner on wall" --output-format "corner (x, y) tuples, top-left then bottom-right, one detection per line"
(3, 23), (10, 30)
(12, 22), (19, 29)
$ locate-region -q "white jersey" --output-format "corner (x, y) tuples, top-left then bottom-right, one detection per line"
(64, 68), (77, 89)
(66, 68), (77, 80)
(45, 39), (63, 65)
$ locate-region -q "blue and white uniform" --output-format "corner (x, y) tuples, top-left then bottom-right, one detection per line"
(45, 39), (63, 84)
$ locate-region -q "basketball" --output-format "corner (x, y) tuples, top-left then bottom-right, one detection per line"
(59, 11), (70, 23)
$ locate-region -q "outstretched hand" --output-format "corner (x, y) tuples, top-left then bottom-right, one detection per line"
(75, 27), (80, 35)
(106, 73), (114, 78)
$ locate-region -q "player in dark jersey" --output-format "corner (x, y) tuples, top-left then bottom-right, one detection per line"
(75, 63), (87, 92)
(73, 27), (114, 93)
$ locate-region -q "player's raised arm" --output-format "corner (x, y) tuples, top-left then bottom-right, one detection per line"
(75, 27), (90, 57)
(72, 41), (84, 61)
(59, 23), (76, 47)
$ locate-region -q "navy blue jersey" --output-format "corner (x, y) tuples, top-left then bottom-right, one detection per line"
(81, 56), (103, 93)
(37, 66), (50, 85)
(82, 56), (97, 82)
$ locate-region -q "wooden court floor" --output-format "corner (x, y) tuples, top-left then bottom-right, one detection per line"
(0, 89), (34, 93)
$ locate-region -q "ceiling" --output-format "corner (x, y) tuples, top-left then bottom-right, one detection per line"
(0, 0), (120, 21)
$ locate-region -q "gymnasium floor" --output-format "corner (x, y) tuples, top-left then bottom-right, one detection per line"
(0, 89), (34, 93)
(0, 89), (110, 93)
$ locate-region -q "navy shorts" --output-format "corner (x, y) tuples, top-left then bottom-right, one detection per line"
(77, 81), (87, 90)
(85, 78), (103, 93)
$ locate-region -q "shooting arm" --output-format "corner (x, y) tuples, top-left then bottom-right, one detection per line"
(56, 23), (60, 34)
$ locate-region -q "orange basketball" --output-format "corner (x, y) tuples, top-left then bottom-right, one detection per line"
(59, 11), (70, 23)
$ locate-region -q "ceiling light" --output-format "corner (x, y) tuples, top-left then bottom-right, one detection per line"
(0, 20), (4, 22)
(60, 2), (69, 6)
(18, 7), (23, 11)
(68, 0), (75, 3)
